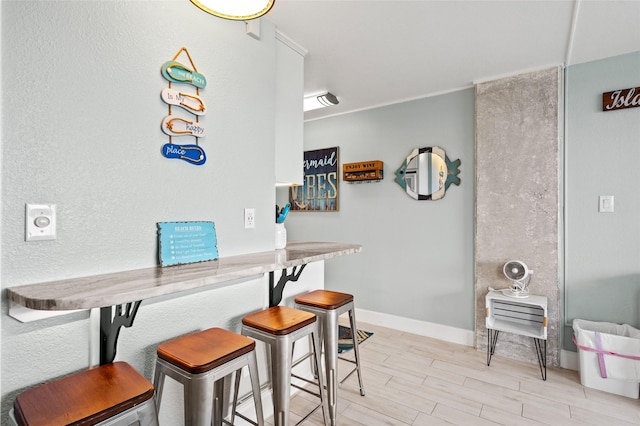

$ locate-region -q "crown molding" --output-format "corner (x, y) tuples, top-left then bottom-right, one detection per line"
(276, 29), (308, 57)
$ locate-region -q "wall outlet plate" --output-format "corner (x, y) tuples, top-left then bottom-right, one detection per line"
(244, 208), (255, 229)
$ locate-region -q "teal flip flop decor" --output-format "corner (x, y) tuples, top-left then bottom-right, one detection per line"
(161, 60), (207, 89)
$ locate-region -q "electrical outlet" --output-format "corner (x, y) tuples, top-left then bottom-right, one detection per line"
(244, 208), (255, 229)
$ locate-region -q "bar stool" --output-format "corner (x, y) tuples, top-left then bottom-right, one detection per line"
(294, 290), (365, 426)
(10, 361), (158, 426)
(153, 327), (264, 426)
(241, 305), (329, 426)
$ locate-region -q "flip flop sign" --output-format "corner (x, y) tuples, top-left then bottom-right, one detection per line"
(161, 61), (207, 89)
(161, 116), (206, 137)
(162, 143), (206, 165)
(161, 88), (206, 115)
(160, 48), (207, 166)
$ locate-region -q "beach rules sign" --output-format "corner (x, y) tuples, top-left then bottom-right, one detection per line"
(157, 221), (218, 267)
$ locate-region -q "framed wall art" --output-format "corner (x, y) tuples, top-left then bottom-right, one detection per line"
(289, 147), (339, 212)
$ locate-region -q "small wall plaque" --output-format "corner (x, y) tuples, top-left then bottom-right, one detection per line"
(157, 221), (218, 267)
(602, 86), (640, 112)
(342, 161), (384, 183)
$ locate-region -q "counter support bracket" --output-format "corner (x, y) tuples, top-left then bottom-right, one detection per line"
(100, 301), (142, 365)
(269, 264), (306, 307)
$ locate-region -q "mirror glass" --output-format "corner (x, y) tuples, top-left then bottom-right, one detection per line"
(405, 151), (447, 198)
(394, 146), (461, 200)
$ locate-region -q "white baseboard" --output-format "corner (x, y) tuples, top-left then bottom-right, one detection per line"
(561, 349), (579, 371)
(354, 308), (475, 347)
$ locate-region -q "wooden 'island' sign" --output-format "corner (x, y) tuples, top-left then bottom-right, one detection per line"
(157, 221), (218, 267)
(602, 86), (640, 112)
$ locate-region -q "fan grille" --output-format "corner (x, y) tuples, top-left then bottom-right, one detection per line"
(504, 261), (526, 280)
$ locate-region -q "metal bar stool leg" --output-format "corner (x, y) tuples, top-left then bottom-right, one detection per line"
(271, 336), (294, 426)
(323, 309), (339, 424)
(312, 324), (331, 426)
(184, 375), (214, 425)
(347, 308), (365, 396)
(248, 349), (265, 425)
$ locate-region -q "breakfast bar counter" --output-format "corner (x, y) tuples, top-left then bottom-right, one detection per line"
(7, 241), (362, 310)
(7, 241), (362, 364)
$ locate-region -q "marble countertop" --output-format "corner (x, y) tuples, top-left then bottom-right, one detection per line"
(7, 241), (362, 311)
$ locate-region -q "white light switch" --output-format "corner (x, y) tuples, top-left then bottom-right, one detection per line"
(26, 204), (56, 241)
(599, 195), (614, 213)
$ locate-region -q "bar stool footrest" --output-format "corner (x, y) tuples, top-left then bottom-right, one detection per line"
(293, 402), (322, 426)
(225, 411), (259, 426)
(291, 375), (323, 398)
(292, 351), (315, 370)
(342, 365), (357, 380)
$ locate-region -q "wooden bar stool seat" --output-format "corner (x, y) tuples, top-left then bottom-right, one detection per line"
(11, 361), (158, 426)
(294, 290), (365, 426)
(153, 327), (264, 426)
(241, 306), (329, 426)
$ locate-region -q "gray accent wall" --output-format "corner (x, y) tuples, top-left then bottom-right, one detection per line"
(564, 52), (640, 348)
(474, 68), (562, 367)
(280, 89), (476, 331)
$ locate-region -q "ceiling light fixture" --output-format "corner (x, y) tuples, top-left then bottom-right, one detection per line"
(303, 92), (339, 112)
(190, 0), (275, 21)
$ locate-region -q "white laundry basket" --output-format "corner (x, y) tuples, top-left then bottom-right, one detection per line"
(573, 319), (640, 398)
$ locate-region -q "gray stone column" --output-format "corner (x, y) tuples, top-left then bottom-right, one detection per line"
(475, 67), (561, 367)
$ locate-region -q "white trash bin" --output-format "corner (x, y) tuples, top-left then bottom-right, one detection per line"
(573, 319), (640, 398)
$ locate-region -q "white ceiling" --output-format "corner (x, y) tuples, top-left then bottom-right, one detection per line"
(266, 0), (640, 121)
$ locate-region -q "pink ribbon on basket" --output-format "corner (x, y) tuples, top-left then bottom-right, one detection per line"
(573, 334), (640, 379)
(594, 332), (607, 378)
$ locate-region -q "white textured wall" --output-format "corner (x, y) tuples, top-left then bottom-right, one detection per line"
(475, 68), (561, 366)
(1, 1), (280, 421)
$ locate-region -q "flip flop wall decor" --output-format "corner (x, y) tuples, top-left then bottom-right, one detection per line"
(160, 47), (207, 166)
(161, 60), (207, 89)
(162, 143), (206, 166)
(161, 115), (206, 137)
(161, 88), (206, 115)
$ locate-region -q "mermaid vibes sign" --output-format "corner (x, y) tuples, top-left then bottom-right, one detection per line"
(289, 147), (339, 212)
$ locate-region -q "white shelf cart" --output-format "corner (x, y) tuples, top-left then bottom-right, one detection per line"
(485, 290), (548, 380)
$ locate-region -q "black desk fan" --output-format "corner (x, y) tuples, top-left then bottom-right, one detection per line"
(502, 260), (533, 298)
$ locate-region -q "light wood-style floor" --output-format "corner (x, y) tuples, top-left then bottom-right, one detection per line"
(276, 321), (640, 425)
